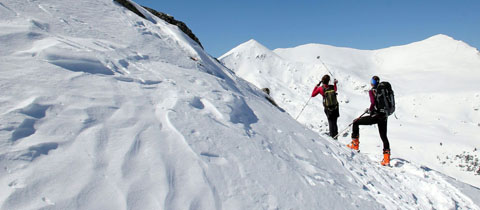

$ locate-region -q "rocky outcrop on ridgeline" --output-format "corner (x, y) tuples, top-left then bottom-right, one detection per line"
(143, 7), (203, 49)
(113, 0), (146, 18)
(114, 0), (203, 49)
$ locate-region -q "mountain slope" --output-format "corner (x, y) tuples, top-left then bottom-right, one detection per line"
(220, 36), (480, 189)
(1, 0), (479, 209)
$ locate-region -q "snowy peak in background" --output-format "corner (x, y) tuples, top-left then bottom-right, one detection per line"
(220, 39), (281, 61)
(376, 34), (480, 72)
(219, 39), (293, 90)
(423, 34), (456, 42)
(413, 34), (473, 49)
(240, 39), (266, 48)
(385, 34), (479, 56)
(235, 39), (269, 51)
(224, 34), (480, 67)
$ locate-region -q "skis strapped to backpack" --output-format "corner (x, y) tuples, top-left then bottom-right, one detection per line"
(323, 85), (338, 111)
(375, 81), (395, 116)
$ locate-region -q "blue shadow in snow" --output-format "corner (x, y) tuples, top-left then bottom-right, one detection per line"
(21, 142), (59, 161)
(229, 96), (258, 133)
(11, 119), (36, 142)
(20, 103), (50, 119)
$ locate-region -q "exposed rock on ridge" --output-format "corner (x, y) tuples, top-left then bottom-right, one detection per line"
(114, 0), (203, 49)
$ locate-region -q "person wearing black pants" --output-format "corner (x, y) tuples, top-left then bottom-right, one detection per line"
(311, 75), (339, 139)
(351, 114), (389, 151)
(347, 76), (391, 166)
(325, 106), (339, 138)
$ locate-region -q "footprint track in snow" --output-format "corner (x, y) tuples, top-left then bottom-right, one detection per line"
(312, 137), (479, 209)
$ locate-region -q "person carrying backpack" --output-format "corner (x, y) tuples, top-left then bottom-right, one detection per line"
(347, 76), (393, 166)
(311, 75), (339, 139)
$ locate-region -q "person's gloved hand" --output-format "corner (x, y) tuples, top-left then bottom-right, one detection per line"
(334, 79), (338, 84)
(317, 81), (322, 87)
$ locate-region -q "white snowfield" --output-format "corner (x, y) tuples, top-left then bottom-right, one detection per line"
(0, 0), (478, 210)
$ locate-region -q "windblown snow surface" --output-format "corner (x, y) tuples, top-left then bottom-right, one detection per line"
(0, 0), (479, 209)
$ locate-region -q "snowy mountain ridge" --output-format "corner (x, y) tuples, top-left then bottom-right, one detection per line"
(0, 0), (479, 209)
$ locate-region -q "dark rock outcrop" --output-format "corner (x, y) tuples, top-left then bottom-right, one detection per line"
(261, 88), (285, 112)
(113, 0), (146, 19)
(143, 7), (203, 49)
(113, 0), (203, 49)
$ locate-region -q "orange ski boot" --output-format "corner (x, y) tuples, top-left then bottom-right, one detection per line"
(381, 149), (391, 166)
(347, 138), (359, 151)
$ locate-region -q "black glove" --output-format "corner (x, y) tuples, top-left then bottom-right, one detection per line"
(317, 81), (322, 87)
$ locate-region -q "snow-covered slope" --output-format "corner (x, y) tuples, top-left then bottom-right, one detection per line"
(220, 35), (480, 190)
(1, 0), (479, 209)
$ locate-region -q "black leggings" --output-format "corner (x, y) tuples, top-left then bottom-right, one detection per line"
(327, 117), (338, 138)
(351, 115), (389, 150)
(325, 108), (339, 138)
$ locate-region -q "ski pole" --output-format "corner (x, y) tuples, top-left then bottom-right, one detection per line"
(318, 56), (334, 77)
(333, 110), (368, 139)
(295, 97), (312, 120)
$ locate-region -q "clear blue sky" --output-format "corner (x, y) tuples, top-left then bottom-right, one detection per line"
(134, 0), (480, 58)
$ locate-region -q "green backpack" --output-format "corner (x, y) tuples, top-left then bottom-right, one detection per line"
(323, 85), (338, 111)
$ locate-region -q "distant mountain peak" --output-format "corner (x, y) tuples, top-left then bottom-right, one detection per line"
(244, 39), (262, 45)
(416, 34), (475, 49)
(220, 39), (275, 59)
(424, 34), (455, 42)
(238, 39), (269, 50)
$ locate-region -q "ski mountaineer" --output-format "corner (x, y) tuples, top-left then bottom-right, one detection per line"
(311, 75), (339, 139)
(347, 76), (391, 166)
